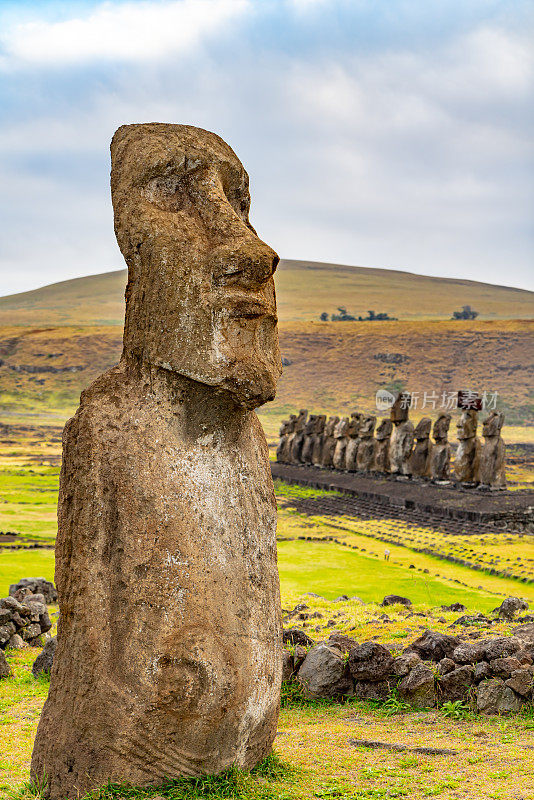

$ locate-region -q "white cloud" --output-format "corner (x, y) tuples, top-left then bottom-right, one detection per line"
(1, 0), (250, 66)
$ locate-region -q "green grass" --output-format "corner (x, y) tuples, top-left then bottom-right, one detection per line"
(0, 549), (55, 597)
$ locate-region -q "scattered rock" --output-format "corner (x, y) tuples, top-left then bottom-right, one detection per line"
(283, 628), (314, 647)
(297, 645), (353, 699)
(348, 642), (394, 682)
(407, 629), (460, 662)
(452, 640), (488, 664)
(392, 652), (421, 677)
(7, 634), (25, 650)
(485, 636), (521, 661)
(441, 603), (467, 612)
(381, 595), (412, 607)
(490, 657), (522, 678)
(9, 578), (57, 604)
(0, 649), (11, 679)
(438, 665), (474, 702)
(505, 669), (533, 697)
(353, 680), (391, 701)
(476, 678), (524, 715)
(326, 632), (358, 653)
(398, 662), (436, 708)
(32, 637), (57, 678)
(450, 614), (489, 627)
(437, 657), (455, 675)
(473, 662), (492, 683)
(333, 595), (349, 602)
(513, 623), (534, 643)
(282, 650), (293, 682)
(348, 738), (457, 756)
(495, 597), (529, 621)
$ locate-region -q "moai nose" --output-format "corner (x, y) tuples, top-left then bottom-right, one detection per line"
(210, 236), (279, 290)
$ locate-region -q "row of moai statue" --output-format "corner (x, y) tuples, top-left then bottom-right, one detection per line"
(277, 395), (506, 488)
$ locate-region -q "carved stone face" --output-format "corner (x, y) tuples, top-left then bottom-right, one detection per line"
(315, 415), (326, 434)
(390, 393), (410, 424)
(347, 413), (362, 438)
(325, 416), (339, 436)
(433, 414), (451, 441)
(295, 409), (308, 433)
(457, 409), (478, 440)
(334, 417), (350, 438)
(414, 417), (432, 440)
(111, 123), (281, 409)
(359, 415), (377, 438)
(375, 418), (393, 440)
(482, 411), (504, 437)
(305, 415), (317, 434)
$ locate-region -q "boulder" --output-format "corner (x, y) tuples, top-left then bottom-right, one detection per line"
(407, 629), (460, 662)
(353, 680), (391, 701)
(490, 657), (522, 678)
(473, 662), (492, 683)
(282, 650), (293, 682)
(381, 595), (412, 607)
(0, 649), (11, 679)
(476, 678), (524, 715)
(7, 634), (25, 650)
(283, 628), (314, 647)
(398, 663), (436, 708)
(326, 633), (358, 653)
(9, 578), (57, 604)
(437, 657), (456, 675)
(297, 645), (353, 699)
(0, 623), (16, 647)
(496, 597), (528, 621)
(452, 640), (488, 664)
(485, 636), (521, 661)
(513, 623), (534, 643)
(32, 637), (57, 678)
(441, 603), (467, 612)
(392, 652), (421, 677)
(22, 623), (42, 643)
(348, 642), (394, 682)
(438, 665), (474, 703)
(505, 669), (533, 698)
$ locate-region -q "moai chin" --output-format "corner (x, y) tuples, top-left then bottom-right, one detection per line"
(301, 414), (317, 464)
(409, 417), (432, 478)
(454, 409), (480, 483)
(31, 124), (283, 800)
(311, 414), (327, 466)
(429, 414), (451, 481)
(356, 415), (377, 472)
(321, 416), (340, 468)
(389, 393), (414, 475)
(345, 412), (363, 472)
(478, 411), (506, 488)
(332, 417), (350, 470)
(373, 418), (393, 473)
(290, 408), (308, 464)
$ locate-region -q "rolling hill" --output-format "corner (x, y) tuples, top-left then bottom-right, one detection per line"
(1, 260), (533, 326)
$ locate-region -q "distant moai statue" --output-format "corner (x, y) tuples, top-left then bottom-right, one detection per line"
(277, 415), (296, 463)
(478, 411), (506, 488)
(389, 392), (414, 475)
(373, 418), (393, 473)
(409, 417), (432, 478)
(301, 414), (317, 465)
(276, 418), (291, 462)
(454, 409), (480, 483)
(429, 413), (451, 481)
(311, 415), (327, 466)
(345, 413), (363, 472)
(332, 417), (350, 470)
(289, 409), (308, 464)
(321, 416), (340, 468)
(356, 415), (377, 472)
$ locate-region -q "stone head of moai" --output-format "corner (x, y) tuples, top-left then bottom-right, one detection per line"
(347, 412), (363, 437)
(334, 417), (350, 437)
(390, 392), (410, 424)
(324, 416), (339, 436)
(305, 414), (317, 434)
(414, 417), (432, 441)
(315, 415), (326, 434)
(111, 123), (281, 410)
(375, 418), (393, 440)
(287, 414), (297, 433)
(359, 415), (377, 438)
(456, 409), (478, 440)
(295, 409), (308, 432)
(482, 411), (504, 438)
(433, 413), (451, 441)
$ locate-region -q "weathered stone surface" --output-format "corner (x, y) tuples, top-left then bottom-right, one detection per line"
(0, 649), (11, 679)
(393, 652), (421, 676)
(505, 668), (533, 697)
(476, 678), (524, 715)
(513, 623), (534, 643)
(429, 414), (451, 481)
(398, 663), (436, 707)
(297, 645), (353, 699)
(353, 680), (391, 701)
(283, 628), (314, 647)
(373, 418), (392, 473)
(289, 409), (308, 464)
(437, 657), (455, 675)
(473, 661), (492, 683)
(320, 416), (339, 468)
(326, 632), (358, 653)
(485, 636), (521, 661)
(348, 642), (394, 682)
(389, 420), (415, 476)
(301, 415), (317, 465)
(478, 411), (506, 488)
(407, 630), (460, 662)
(332, 417), (350, 470)
(282, 650), (294, 682)
(356, 416), (377, 472)
(454, 410), (480, 483)
(452, 640), (488, 664)
(31, 124), (283, 799)
(10, 578), (57, 604)
(7, 633), (25, 649)
(496, 597), (528, 621)
(409, 417), (432, 478)
(311, 415), (326, 466)
(382, 595), (412, 607)
(438, 665), (474, 702)
(32, 637), (57, 678)
(490, 657), (521, 678)
(344, 413), (362, 472)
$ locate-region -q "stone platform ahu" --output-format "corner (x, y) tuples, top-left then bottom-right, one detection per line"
(31, 124), (283, 799)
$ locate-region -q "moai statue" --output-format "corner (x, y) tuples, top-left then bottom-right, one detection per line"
(389, 392), (414, 476)
(332, 417), (350, 470)
(429, 414), (451, 481)
(356, 415), (377, 472)
(289, 409), (308, 464)
(454, 409), (480, 483)
(300, 414), (317, 465)
(373, 418), (392, 473)
(478, 411), (506, 488)
(276, 418), (291, 462)
(345, 413), (363, 472)
(31, 124), (283, 800)
(321, 416), (340, 468)
(409, 417), (432, 478)
(311, 415), (327, 466)
(279, 414), (297, 463)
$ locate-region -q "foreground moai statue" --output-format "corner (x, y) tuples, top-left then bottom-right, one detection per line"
(345, 413), (363, 471)
(478, 411), (506, 488)
(409, 417), (432, 478)
(356, 415), (377, 471)
(332, 417), (350, 469)
(301, 414), (317, 464)
(373, 418), (392, 473)
(311, 415), (327, 466)
(289, 409), (308, 464)
(321, 416), (340, 468)
(454, 409), (480, 483)
(389, 393), (414, 475)
(32, 124), (283, 799)
(429, 414), (451, 481)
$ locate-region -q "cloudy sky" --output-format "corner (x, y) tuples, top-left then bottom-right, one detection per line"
(0, 0), (532, 295)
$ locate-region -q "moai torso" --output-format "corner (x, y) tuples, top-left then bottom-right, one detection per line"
(321, 416), (340, 468)
(389, 393), (414, 475)
(478, 411), (506, 488)
(290, 409), (308, 464)
(430, 414), (451, 481)
(332, 417), (350, 469)
(454, 410), (480, 483)
(311, 415), (327, 466)
(356, 415), (377, 471)
(373, 418), (392, 473)
(409, 417), (432, 478)
(31, 124), (283, 800)
(301, 415), (317, 464)
(345, 413), (363, 471)
(277, 415), (296, 462)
